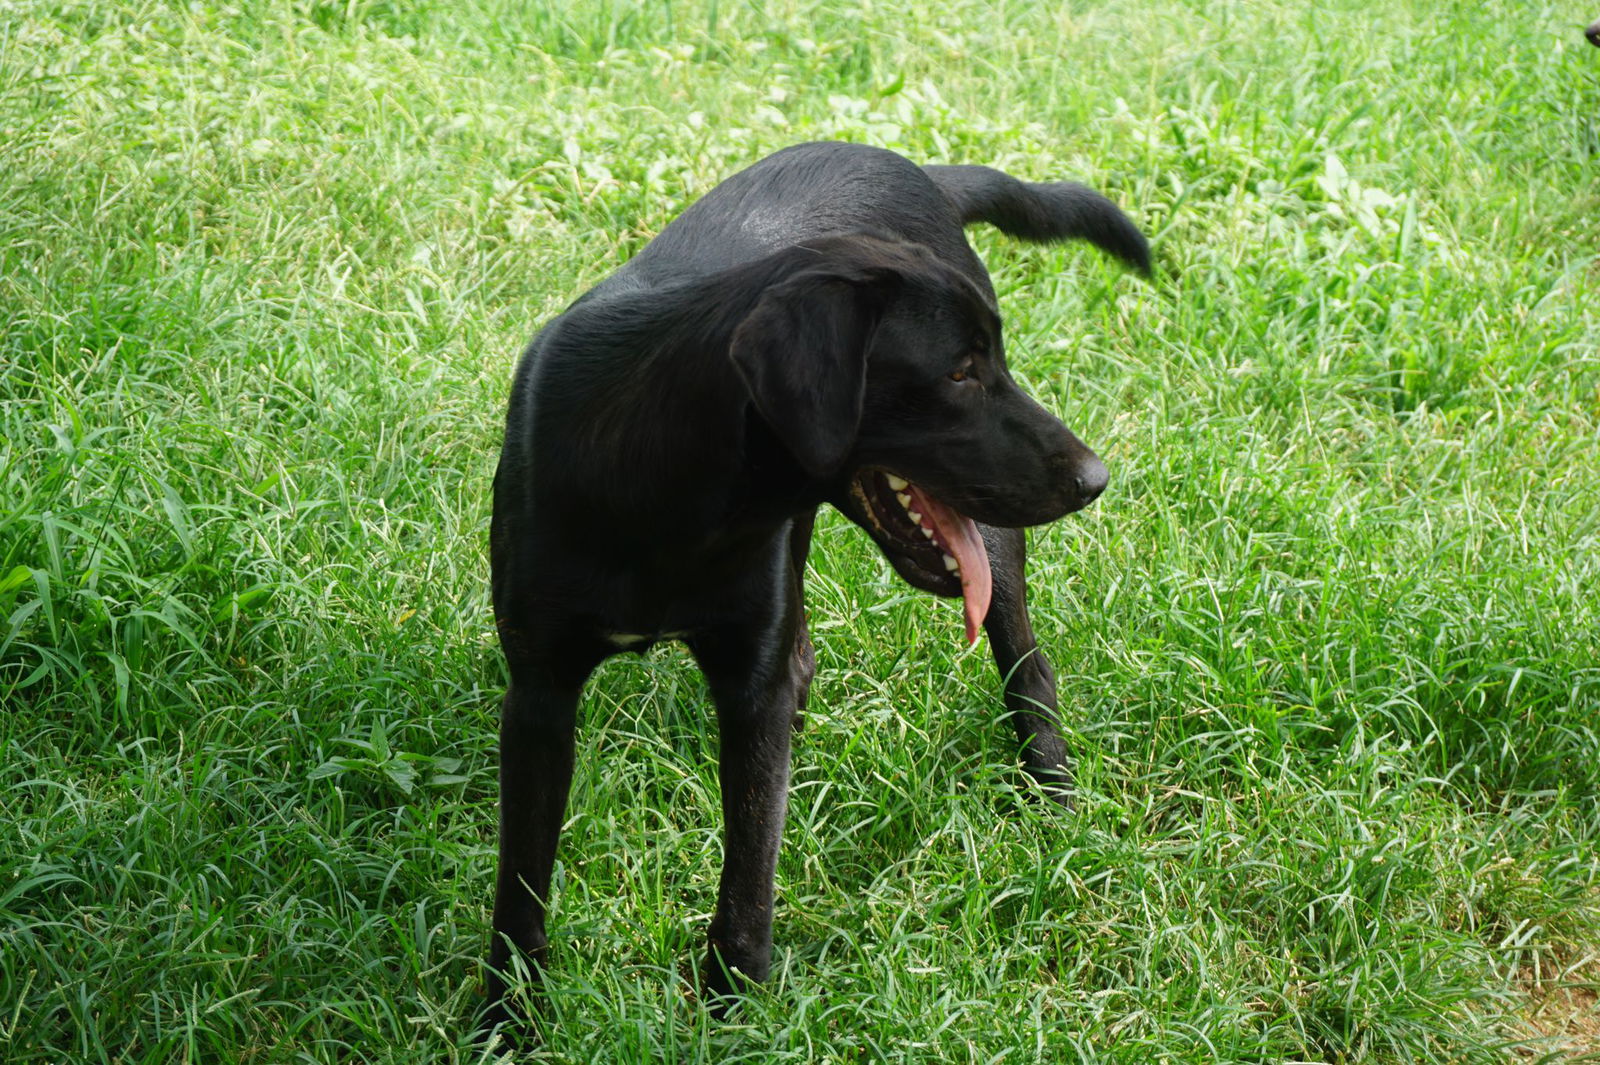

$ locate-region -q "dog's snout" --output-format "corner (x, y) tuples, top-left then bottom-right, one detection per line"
(1042, 425), (1108, 515)
(1074, 455), (1109, 506)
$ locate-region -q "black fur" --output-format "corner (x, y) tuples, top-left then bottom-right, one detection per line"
(484, 142), (1147, 1036)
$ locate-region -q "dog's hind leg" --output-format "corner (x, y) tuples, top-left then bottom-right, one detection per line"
(484, 646), (601, 1038)
(980, 525), (1073, 806)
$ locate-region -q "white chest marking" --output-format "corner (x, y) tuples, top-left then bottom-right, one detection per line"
(605, 631), (689, 649)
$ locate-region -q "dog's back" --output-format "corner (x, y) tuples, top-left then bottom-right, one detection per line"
(601, 143), (973, 294)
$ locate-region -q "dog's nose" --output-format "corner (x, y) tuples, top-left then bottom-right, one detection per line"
(1589, 19), (1600, 46)
(1074, 455), (1109, 506)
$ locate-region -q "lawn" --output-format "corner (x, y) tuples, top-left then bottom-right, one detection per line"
(3, 0), (1599, 1061)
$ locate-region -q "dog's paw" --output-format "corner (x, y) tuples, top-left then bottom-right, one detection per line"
(480, 963), (546, 1052)
(701, 944), (770, 1018)
(1021, 764), (1075, 811)
(477, 1001), (526, 1054)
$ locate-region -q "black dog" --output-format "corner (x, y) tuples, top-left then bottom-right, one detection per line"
(485, 141), (1148, 1028)
(1589, 18), (1600, 45)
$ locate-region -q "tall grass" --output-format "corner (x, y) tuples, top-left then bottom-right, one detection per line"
(2, 0), (1598, 1061)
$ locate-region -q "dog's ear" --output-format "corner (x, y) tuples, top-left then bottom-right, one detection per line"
(728, 268), (897, 477)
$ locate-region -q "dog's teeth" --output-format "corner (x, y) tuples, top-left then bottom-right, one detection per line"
(907, 509), (922, 524)
(895, 492), (912, 508)
(886, 474), (909, 491)
(943, 553), (959, 572)
(921, 526), (935, 539)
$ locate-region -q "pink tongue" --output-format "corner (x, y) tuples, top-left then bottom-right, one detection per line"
(906, 485), (992, 646)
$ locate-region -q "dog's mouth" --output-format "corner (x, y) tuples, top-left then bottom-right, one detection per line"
(847, 469), (992, 646)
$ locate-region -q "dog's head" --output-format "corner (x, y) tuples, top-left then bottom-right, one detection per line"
(728, 233), (1110, 642)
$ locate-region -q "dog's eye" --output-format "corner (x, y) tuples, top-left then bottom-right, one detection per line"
(948, 361), (975, 383)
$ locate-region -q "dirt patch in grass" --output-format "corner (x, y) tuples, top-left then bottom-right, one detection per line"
(1521, 965), (1600, 1060)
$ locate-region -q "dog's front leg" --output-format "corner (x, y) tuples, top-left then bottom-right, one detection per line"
(484, 656), (595, 1036)
(980, 525), (1071, 804)
(689, 598), (804, 1006)
(787, 509), (819, 731)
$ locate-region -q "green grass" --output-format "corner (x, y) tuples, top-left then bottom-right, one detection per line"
(3, 0), (1599, 1060)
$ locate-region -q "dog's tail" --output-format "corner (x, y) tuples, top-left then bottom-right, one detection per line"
(923, 164), (1151, 274)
